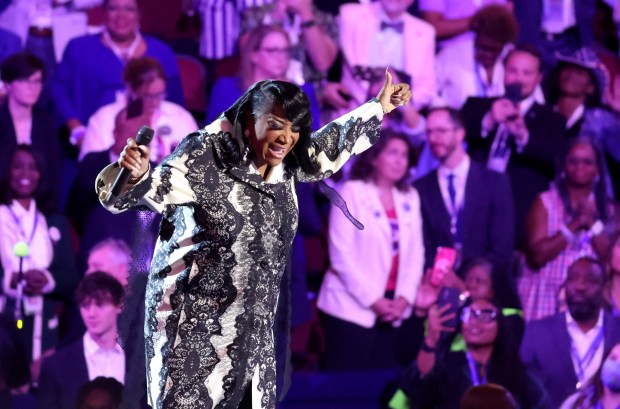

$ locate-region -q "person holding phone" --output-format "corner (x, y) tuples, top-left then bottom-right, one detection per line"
(395, 299), (546, 409)
(318, 129), (424, 371)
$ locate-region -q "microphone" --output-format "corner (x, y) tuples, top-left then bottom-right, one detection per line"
(13, 241), (30, 330)
(105, 125), (154, 204)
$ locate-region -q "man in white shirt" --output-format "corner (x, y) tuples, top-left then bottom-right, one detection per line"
(37, 272), (126, 409)
(521, 257), (620, 408)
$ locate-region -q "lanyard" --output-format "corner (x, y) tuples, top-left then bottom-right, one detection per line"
(570, 325), (605, 383)
(7, 205), (39, 246)
(466, 351), (487, 386)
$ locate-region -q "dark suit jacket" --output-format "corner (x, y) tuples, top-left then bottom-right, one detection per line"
(37, 339), (89, 409)
(520, 311), (620, 409)
(462, 97), (566, 246)
(0, 103), (61, 208)
(414, 160), (515, 273)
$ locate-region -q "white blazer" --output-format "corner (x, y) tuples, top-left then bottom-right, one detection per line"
(338, 2), (436, 109)
(317, 179), (425, 328)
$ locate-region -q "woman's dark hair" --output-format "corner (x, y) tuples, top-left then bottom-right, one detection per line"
(76, 376), (123, 409)
(546, 62), (602, 108)
(471, 4), (519, 45)
(76, 272), (126, 307)
(349, 129), (415, 191)
(0, 52), (45, 83)
(0, 145), (56, 215)
(222, 80), (318, 174)
(123, 56), (167, 91)
(556, 137), (611, 223)
(458, 257), (523, 310)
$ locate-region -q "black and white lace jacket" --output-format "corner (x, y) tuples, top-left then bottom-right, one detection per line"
(95, 100), (383, 409)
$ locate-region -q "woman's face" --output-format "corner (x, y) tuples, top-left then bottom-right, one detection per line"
(610, 238), (620, 275)
(6, 71), (43, 107)
(248, 104), (300, 169)
(105, 0), (140, 41)
(565, 142), (598, 187)
(462, 299), (499, 347)
(9, 150), (40, 200)
(559, 65), (594, 98)
(251, 31), (291, 80)
(465, 264), (494, 301)
(371, 138), (410, 186)
(608, 344), (620, 362)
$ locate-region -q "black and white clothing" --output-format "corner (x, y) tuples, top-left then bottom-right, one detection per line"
(96, 100), (384, 409)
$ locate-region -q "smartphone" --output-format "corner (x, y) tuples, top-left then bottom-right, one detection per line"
(337, 89), (353, 102)
(430, 247), (457, 287)
(504, 83), (522, 104)
(126, 98), (144, 119)
(437, 286), (461, 331)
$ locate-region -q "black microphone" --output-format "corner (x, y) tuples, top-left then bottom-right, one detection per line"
(105, 125), (154, 204)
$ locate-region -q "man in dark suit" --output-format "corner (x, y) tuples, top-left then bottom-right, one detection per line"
(37, 273), (126, 409)
(415, 107), (515, 275)
(462, 45), (566, 247)
(521, 257), (620, 409)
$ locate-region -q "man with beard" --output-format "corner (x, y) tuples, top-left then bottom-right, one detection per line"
(521, 257), (620, 409)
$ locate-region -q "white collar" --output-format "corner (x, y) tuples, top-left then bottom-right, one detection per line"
(565, 104), (586, 129)
(518, 92), (537, 115)
(83, 331), (123, 355)
(438, 154), (471, 180)
(566, 309), (605, 334)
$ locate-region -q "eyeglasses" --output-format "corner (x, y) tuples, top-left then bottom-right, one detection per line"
(258, 47), (292, 56)
(460, 307), (497, 323)
(15, 78), (43, 86)
(426, 127), (457, 136)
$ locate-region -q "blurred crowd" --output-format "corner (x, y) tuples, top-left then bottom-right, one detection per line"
(3, 0), (620, 408)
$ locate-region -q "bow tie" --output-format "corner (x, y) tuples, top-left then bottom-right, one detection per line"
(380, 21), (404, 33)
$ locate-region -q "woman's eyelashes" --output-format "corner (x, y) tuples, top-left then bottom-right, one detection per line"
(267, 118), (300, 133)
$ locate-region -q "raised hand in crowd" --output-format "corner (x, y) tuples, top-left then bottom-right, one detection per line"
(321, 82), (355, 110)
(10, 270), (49, 296)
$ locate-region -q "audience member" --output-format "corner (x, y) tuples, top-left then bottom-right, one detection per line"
(462, 45), (567, 246)
(414, 107), (514, 274)
(76, 377), (123, 409)
(605, 233), (620, 315)
(460, 384), (518, 409)
(0, 52), (61, 200)
(519, 138), (619, 321)
(37, 272), (125, 409)
(240, 0), (338, 85)
(521, 257), (620, 409)
(418, 0), (511, 53)
(51, 0), (184, 147)
(0, 312), (30, 409)
(318, 131), (424, 370)
(560, 341), (620, 409)
(206, 25), (320, 128)
(325, 0), (434, 119)
(0, 145), (78, 365)
(79, 57), (197, 163)
(85, 239), (131, 287)
(435, 4), (519, 109)
(398, 299), (547, 409)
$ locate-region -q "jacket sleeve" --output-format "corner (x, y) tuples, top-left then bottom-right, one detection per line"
(395, 189), (425, 305)
(296, 99), (383, 182)
(47, 216), (79, 302)
(36, 359), (61, 409)
(489, 172), (515, 268)
(95, 132), (201, 215)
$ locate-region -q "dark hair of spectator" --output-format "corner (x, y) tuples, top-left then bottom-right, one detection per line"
(460, 384), (517, 409)
(0, 52), (45, 83)
(471, 4), (519, 45)
(427, 106), (465, 129)
(349, 130), (415, 191)
(545, 61), (602, 108)
(457, 256), (522, 309)
(568, 256), (606, 281)
(123, 56), (167, 91)
(556, 137), (611, 223)
(76, 376), (123, 409)
(240, 25), (290, 89)
(503, 44), (543, 72)
(0, 145), (56, 215)
(103, 0), (138, 10)
(223, 79), (318, 174)
(76, 272), (125, 307)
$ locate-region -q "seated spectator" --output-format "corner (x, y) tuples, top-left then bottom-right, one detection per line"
(397, 299), (547, 409)
(462, 45), (567, 246)
(460, 384), (518, 409)
(435, 4), (519, 109)
(560, 341), (620, 409)
(414, 107), (514, 276)
(605, 233), (620, 315)
(0, 312), (30, 409)
(51, 0), (184, 147)
(240, 0), (338, 85)
(317, 131), (424, 370)
(206, 25), (321, 129)
(521, 257), (620, 409)
(323, 0), (433, 123)
(37, 272), (125, 409)
(0, 145), (78, 365)
(76, 377), (123, 409)
(79, 56), (197, 163)
(85, 239), (131, 287)
(0, 52), (61, 200)
(519, 138), (619, 321)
